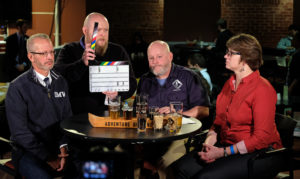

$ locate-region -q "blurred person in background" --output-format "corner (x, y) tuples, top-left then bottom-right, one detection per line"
(277, 24), (299, 55)
(288, 32), (300, 97)
(4, 19), (31, 81)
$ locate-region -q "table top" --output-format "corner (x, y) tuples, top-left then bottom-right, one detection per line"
(60, 113), (202, 144)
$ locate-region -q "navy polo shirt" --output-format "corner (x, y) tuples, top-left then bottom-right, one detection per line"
(137, 64), (210, 111)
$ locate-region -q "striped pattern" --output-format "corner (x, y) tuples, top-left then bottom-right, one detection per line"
(100, 61), (127, 66)
(91, 22), (98, 50)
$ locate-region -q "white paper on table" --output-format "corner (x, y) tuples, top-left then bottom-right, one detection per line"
(182, 117), (196, 124)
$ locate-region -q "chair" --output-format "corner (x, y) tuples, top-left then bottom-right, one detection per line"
(248, 113), (297, 179)
(0, 105), (20, 178)
(0, 137), (19, 177)
(184, 129), (209, 153)
(185, 104), (216, 153)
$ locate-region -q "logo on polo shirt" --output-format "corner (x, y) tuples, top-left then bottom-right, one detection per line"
(54, 91), (66, 98)
(172, 79), (183, 91)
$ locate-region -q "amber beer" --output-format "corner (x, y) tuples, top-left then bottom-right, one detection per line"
(169, 101), (183, 132)
(173, 113), (182, 130)
(109, 104), (120, 119)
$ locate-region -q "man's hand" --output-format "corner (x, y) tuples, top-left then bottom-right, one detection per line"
(56, 146), (69, 171)
(57, 157), (67, 171)
(82, 43), (96, 66)
(103, 91), (118, 99)
(58, 146), (69, 158)
(158, 106), (170, 114)
(47, 158), (60, 170)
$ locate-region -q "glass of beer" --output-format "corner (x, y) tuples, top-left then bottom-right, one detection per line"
(135, 93), (148, 114)
(122, 101), (133, 120)
(137, 113), (147, 132)
(153, 113), (164, 131)
(170, 101), (183, 131)
(108, 96), (121, 119)
(149, 106), (159, 120)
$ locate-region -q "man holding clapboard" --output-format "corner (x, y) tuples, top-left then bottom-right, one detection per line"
(55, 12), (137, 114)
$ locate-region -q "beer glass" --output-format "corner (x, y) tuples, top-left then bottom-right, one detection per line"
(170, 101), (183, 131)
(135, 94), (148, 114)
(137, 112), (147, 132)
(153, 113), (164, 131)
(108, 96), (121, 119)
(149, 106), (159, 120)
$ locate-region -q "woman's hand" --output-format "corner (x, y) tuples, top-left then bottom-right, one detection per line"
(198, 143), (224, 163)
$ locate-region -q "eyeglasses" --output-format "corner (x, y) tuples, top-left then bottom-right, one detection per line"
(226, 50), (241, 56)
(30, 51), (55, 57)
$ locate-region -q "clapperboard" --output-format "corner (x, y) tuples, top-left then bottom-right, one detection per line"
(89, 61), (129, 92)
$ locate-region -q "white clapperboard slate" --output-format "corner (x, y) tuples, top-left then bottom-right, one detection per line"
(89, 61), (130, 92)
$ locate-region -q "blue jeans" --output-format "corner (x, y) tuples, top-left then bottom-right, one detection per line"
(18, 152), (54, 179)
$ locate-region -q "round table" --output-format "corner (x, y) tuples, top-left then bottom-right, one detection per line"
(60, 113), (202, 144)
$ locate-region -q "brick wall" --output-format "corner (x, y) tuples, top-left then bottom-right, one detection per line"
(86, 0), (164, 47)
(221, 0), (293, 48)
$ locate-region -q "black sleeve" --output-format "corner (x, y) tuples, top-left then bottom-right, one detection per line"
(54, 43), (88, 82)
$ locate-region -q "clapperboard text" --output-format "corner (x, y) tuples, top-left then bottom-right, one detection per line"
(89, 61), (130, 92)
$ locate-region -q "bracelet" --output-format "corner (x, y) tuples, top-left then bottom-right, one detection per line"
(230, 145), (235, 155)
(224, 147), (228, 157)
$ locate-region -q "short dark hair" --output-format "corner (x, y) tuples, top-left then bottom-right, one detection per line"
(217, 18), (227, 29)
(16, 19), (27, 28)
(288, 24), (299, 31)
(226, 33), (263, 71)
(188, 53), (207, 68)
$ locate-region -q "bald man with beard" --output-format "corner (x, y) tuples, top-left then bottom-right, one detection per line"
(54, 12), (137, 114)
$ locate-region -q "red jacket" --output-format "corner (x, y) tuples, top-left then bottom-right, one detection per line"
(212, 70), (282, 153)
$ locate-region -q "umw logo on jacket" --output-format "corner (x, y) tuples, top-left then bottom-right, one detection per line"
(54, 91), (66, 98)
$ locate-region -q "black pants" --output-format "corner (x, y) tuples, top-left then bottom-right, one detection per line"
(171, 150), (285, 179)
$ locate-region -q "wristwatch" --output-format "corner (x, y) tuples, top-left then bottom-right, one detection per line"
(224, 147), (228, 157)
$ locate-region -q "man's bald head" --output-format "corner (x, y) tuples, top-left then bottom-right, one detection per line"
(147, 40), (171, 54)
(147, 40), (173, 79)
(82, 12), (109, 56)
(83, 12), (109, 29)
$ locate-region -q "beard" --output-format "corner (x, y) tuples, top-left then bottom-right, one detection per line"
(33, 59), (54, 72)
(150, 64), (170, 77)
(95, 39), (108, 57)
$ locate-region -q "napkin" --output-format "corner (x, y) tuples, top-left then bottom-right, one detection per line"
(182, 117), (196, 124)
